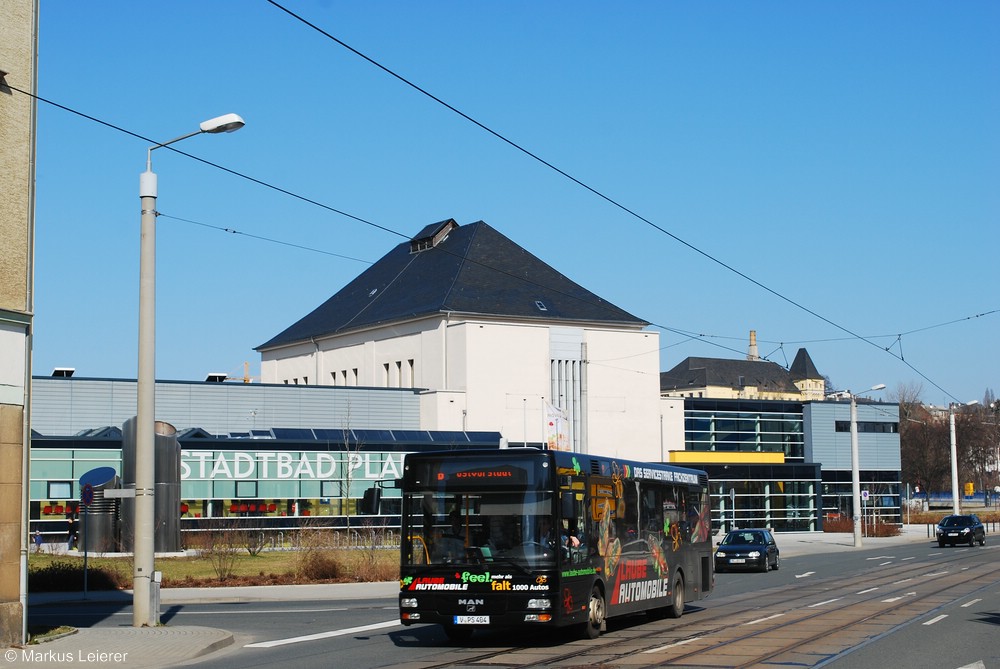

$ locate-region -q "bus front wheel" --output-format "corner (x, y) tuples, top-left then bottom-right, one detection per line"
(581, 585), (605, 639)
(667, 574), (685, 618)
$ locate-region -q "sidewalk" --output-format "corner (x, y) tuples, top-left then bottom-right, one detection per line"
(773, 521), (934, 558)
(9, 526), (935, 669)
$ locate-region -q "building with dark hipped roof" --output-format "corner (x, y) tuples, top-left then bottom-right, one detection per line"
(256, 219), (664, 461)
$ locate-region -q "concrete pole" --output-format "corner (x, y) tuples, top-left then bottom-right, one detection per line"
(134, 167), (158, 627)
(850, 395), (863, 548)
(950, 406), (960, 515)
(131, 116), (242, 627)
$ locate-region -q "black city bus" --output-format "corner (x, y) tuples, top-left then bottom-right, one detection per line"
(398, 448), (714, 640)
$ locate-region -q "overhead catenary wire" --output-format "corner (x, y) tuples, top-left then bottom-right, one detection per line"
(263, 2), (971, 404)
(7, 82), (975, 402)
(167, 210), (1000, 385)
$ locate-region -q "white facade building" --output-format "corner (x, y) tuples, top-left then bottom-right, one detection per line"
(258, 219), (665, 461)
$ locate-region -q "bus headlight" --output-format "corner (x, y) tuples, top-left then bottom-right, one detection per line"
(527, 598), (551, 609)
(524, 613), (553, 622)
(400, 598), (419, 608)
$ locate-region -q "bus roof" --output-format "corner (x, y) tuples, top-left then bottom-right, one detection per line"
(402, 448), (708, 487)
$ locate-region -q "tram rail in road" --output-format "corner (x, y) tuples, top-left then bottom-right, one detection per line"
(389, 546), (997, 669)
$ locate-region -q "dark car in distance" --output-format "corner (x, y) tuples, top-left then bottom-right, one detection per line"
(936, 514), (986, 547)
(715, 529), (779, 573)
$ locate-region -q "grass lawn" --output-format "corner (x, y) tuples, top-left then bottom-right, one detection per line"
(28, 547), (399, 589)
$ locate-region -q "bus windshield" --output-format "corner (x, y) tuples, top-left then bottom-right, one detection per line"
(402, 490), (558, 569)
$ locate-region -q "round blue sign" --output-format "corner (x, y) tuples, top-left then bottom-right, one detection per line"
(81, 483), (94, 507)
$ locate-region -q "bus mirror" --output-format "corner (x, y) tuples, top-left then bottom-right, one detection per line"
(361, 487), (381, 515)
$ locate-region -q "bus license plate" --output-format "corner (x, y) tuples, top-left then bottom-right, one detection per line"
(729, 558), (745, 564)
(454, 615), (490, 625)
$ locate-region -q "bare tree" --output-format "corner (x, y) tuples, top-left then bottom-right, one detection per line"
(956, 401), (993, 502)
(898, 393), (950, 496)
(196, 520), (241, 581)
(340, 401), (366, 541)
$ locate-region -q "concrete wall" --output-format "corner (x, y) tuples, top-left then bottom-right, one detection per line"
(262, 315), (663, 460)
(0, 0), (37, 645)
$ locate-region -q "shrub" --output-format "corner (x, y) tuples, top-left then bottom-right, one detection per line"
(298, 551), (341, 581)
(28, 560), (128, 592)
(822, 516), (900, 537)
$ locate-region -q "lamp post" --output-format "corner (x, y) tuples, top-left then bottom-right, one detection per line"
(134, 114), (244, 627)
(849, 383), (885, 548)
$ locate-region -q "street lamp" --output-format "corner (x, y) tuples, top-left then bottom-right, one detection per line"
(134, 113), (244, 627)
(948, 400), (978, 515)
(849, 383), (885, 548)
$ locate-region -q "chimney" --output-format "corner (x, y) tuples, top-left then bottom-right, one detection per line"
(747, 330), (759, 361)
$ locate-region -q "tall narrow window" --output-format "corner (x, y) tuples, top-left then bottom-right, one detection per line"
(407, 359), (415, 387)
(396, 361), (403, 388)
(383, 363), (390, 387)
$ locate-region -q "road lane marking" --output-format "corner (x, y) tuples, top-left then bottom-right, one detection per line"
(644, 638), (700, 653)
(901, 556), (915, 561)
(892, 578), (912, 584)
(172, 607), (349, 615)
(744, 614), (785, 626)
(245, 619), (400, 648)
(882, 596), (903, 602)
(961, 599), (982, 608)
(795, 571), (815, 579)
(808, 598), (842, 608)
(856, 587), (879, 594)
(922, 614), (947, 626)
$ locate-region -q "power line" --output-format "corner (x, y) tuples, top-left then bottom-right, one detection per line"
(5, 83), (403, 241)
(10, 82), (965, 401)
(159, 214), (373, 265)
(265, 1), (966, 404)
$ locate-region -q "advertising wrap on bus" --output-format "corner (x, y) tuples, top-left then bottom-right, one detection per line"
(398, 448), (713, 641)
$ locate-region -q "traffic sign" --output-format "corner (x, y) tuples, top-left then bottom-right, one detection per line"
(81, 483), (94, 507)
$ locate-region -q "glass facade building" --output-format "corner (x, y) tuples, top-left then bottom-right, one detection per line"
(29, 430), (502, 542)
(677, 399), (901, 532)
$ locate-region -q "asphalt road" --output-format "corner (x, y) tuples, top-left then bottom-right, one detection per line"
(27, 541), (999, 669)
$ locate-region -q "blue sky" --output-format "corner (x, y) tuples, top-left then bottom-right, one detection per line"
(31, 2), (998, 405)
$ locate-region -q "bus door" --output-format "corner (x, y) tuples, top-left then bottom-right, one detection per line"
(556, 473), (592, 626)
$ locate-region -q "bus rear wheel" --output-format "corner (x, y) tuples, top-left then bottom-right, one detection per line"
(580, 585), (605, 639)
(667, 574), (685, 618)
